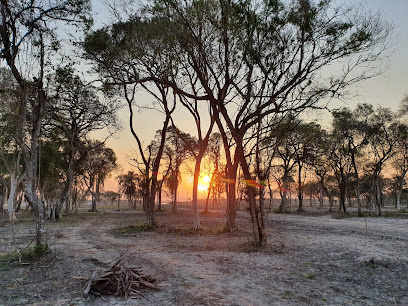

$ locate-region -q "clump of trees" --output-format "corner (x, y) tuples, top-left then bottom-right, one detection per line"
(0, 0), (119, 250)
(1, 0), (399, 249)
(84, 0), (392, 246)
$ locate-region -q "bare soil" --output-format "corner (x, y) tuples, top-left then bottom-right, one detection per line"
(0, 205), (407, 305)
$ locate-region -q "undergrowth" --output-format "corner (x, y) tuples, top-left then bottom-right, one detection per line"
(114, 223), (153, 235)
(0, 244), (48, 271)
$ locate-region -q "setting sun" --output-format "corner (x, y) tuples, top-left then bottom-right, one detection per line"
(203, 175), (210, 183)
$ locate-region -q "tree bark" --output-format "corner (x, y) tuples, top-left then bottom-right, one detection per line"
(225, 162), (238, 231)
(297, 163), (304, 212)
(238, 145), (267, 247)
(7, 172), (18, 221)
(192, 155), (203, 230)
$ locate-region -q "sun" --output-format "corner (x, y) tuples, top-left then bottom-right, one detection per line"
(203, 175), (210, 183)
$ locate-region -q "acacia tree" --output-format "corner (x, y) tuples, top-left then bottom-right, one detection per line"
(0, 0), (91, 248)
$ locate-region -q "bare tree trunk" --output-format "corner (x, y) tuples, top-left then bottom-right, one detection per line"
(157, 186), (162, 211)
(225, 163), (238, 231)
(7, 172), (18, 221)
(396, 172), (407, 211)
(192, 155), (203, 230)
(375, 176), (382, 216)
(239, 145), (267, 247)
(297, 163), (304, 212)
(279, 174), (289, 213)
(172, 186), (177, 213)
(147, 175), (157, 228)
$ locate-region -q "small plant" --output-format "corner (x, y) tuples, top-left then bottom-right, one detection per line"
(302, 273), (315, 279)
(0, 244), (48, 270)
(115, 223), (152, 234)
(282, 290), (294, 298)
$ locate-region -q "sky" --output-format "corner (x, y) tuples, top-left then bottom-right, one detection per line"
(90, 0), (408, 196)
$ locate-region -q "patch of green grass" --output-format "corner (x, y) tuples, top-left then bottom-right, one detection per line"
(321, 297), (328, 302)
(282, 290), (294, 298)
(302, 273), (315, 279)
(331, 212), (353, 219)
(0, 244), (48, 270)
(115, 223), (153, 234)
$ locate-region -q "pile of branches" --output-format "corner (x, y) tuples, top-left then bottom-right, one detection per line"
(84, 260), (159, 299)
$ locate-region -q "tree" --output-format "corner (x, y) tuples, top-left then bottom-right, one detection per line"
(117, 171), (140, 209)
(49, 65), (119, 218)
(290, 121), (322, 212)
(162, 126), (191, 212)
(83, 142), (117, 212)
(0, 0), (91, 248)
(393, 97), (408, 211)
(0, 69), (24, 221)
(204, 133), (222, 213)
(365, 107), (398, 216)
(331, 104), (371, 215)
(84, 18), (177, 227)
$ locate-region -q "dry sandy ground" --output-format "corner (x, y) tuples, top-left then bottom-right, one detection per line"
(0, 206), (407, 305)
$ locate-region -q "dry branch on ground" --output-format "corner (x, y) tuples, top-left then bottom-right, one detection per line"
(84, 260), (159, 299)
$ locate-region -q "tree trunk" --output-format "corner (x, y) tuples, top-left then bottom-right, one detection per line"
(225, 163), (238, 231)
(157, 186), (162, 211)
(7, 172), (18, 221)
(172, 186), (178, 213)
(64, 157), (74, 215)
(91, 191), (97, 212)
(396, 172), (407, 211)
(297, 163), (304, 212)
(192, 155), (203, 230)
(375, 176), (382, 216)
(279, 174), (289, 213)
(338, 174), (347, 214)
(240, 158), (267, 247)
(147, 174), (157, 228)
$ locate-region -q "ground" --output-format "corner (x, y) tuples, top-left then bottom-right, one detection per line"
(0, 203), (407, 305)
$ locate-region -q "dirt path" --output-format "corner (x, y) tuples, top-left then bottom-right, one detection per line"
(1, 210), (407, 305)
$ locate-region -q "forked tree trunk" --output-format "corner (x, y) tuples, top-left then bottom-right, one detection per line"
(239, 146), (267, 247)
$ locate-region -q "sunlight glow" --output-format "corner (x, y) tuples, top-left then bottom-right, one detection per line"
(198, 184), (208, 191)
(203, 175), (210, 183)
